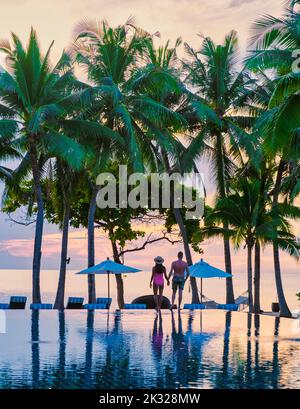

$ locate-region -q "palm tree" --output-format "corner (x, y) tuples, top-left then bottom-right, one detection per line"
(73, 20), (189, 303)
(253, 241), (261, 313)
(0, 29), (117, 303)
(73, 20), (149, 303)
(203, 170), (300, 314)
(203, 176), (267, 312)
(183, 31), (256, 304)
(48, 120), (123, 309)
(0, 30), (82, 303)
(247, 1), (300, 316)
(140, 38), (201, 302)
(51, 160), (78, 310)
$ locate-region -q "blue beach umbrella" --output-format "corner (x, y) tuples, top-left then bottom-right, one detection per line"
(189, 259), (232, 303)
(77, 258), (142, 301)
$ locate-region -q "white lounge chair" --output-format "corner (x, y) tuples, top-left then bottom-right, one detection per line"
(198, 290), (249, 311)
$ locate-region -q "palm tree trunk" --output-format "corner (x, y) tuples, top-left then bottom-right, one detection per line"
(254, 242), (261, 314)
(87, 185), (97, 304)
(54, 201), (70, 310)
(30, 140), (43, 304)
(216, 131), (235, 304)
(111, 240), (125, 309)
(247, 244), (254, 313)
(173, 207), (200, 304)
(162, 152), (199, 304)
(272, 159), (291, 317)
(223, 231), (235, 304)
(273, 244), (290, 317)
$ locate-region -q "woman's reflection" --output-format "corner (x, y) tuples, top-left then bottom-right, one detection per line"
(152, 311), (163, 360)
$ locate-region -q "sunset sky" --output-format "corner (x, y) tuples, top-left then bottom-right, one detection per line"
(0, 0), (295, 278)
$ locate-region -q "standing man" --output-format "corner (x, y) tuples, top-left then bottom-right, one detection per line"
(168, 251), (190, 310)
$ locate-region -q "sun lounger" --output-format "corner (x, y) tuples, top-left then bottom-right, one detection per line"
(0, 303), (9, 309)
(96, 297), (112, 308)
(216, 303), (239, 311)
(9, 296), (27, 309)
(199, 290), (249, 311)
(184, 303), (206, 310)
(203, 301), (218, 309)
(83, 303), (108, 310)
(235, 295), (249, 311)
(66, 297), (84, 309)
(124, 304), (146, 309)
(30, 303), (53, 310)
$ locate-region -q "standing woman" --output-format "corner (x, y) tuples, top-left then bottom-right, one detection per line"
(150, 256), (169, 311)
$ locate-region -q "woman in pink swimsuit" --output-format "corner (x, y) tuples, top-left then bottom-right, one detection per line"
(150, 256), (169, 311)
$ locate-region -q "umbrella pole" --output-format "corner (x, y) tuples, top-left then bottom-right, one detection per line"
(201, 278), (203, 304)
(108, 271), (110, 301)
(200, 310), (202, 333)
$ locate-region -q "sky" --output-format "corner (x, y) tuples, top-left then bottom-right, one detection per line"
(0, 0), (284, 63)
(0, 0), (295, 280)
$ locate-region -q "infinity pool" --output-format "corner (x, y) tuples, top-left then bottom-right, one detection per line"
(0, 310), (299, 389)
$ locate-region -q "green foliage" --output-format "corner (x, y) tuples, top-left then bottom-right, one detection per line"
(165, 208), (203, 254)
(1, 8), (300, 293)
(74, 20), (186, 174)
(247, 2), (300, 158)
(199, 162), (300, 260)
(183, 30), (257, 197)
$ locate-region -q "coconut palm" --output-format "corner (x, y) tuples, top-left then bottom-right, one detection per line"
(49, 160), (78, 310)
(202, 175), (269, 312)
(202, 169), (300, 313)
(0, 29), (119, 303)
(137, 38), (202, 303)
(46, 119), (123, 309)
(183, 31), (257, 303)
(247, 1), (300, 316)
(73, 20), (189, 303)
(0, 30), (82, 303)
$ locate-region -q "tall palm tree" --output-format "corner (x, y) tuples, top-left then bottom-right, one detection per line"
(203, 171), (300, 313)
(0, 30), (82, 303)
(183, 31), (256, 303)
(203, 176), (268, 312)
(247, 1), (300, 316)
(51, 160), (78, 310)
(73, 20), (187, 303)
(139, 38), (201, 302)
(0, 29), (117, 303)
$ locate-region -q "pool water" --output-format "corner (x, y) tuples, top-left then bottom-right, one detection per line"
(0, 310), (299, 389)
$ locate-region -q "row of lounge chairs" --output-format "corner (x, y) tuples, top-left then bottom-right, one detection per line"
(0, 296), (27, 309)
(0, 296), (146, 310)
(184, 303), (239, 311)
(0, 296), (240, 311)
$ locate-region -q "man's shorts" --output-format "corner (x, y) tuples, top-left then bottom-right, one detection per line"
(172, 276), (185, 291)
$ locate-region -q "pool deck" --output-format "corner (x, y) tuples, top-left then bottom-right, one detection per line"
(0, 305), (299, 319)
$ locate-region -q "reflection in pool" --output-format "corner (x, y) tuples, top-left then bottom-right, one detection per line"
(0, 310), (299, 389)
